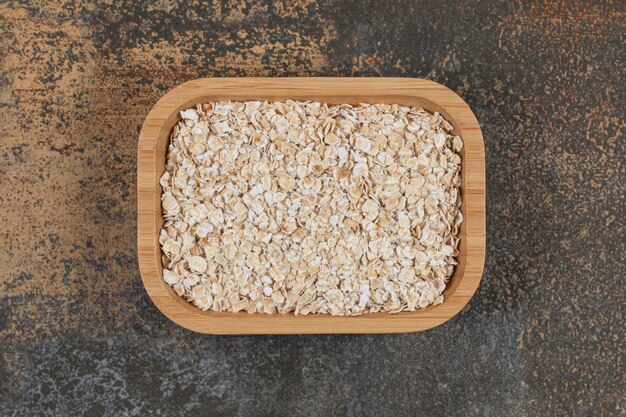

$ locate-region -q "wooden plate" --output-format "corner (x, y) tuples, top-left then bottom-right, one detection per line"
(137, 77), (485, 334)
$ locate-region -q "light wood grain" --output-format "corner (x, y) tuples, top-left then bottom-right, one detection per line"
(137, 77), (485, 334)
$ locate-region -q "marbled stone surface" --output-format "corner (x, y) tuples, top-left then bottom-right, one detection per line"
(0, 1), (624, 416)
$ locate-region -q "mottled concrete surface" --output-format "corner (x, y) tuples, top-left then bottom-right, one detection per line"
(0, 1), (624, 416)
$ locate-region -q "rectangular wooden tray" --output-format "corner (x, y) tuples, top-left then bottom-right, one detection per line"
(137, 77), (485, 334)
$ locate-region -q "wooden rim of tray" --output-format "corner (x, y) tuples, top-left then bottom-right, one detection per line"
(138, 77), (485, 334)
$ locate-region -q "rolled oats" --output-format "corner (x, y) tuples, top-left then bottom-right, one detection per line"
(159, 101), (463, 315)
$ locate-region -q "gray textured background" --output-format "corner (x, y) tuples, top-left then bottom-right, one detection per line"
(1, 1), (624, 416)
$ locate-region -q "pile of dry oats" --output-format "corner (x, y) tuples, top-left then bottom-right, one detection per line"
(159, 101), (463, 315)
